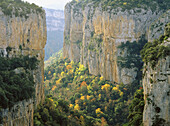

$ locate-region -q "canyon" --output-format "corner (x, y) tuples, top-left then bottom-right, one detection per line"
(0, 0), (169, 126)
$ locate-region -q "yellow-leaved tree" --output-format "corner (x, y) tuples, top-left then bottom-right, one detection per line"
(87, 95), (91, 100)
(96, 108), (103, 117)
(74, 104), (80, 111)
(69, 104), (73, 108)
(61, 71), (65, 77)
(98, 94), (102, 100)
(80, 96), (85, 100)
(101, 117), (108, 126)
(55, 79), (61, 85)
(66, 65), (72, 70)
(48, 71), (51, 75)
(101, 84), (110, 92)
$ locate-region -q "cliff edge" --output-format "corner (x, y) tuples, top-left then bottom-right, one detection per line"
(142, 23), (170, 126)
(0, 0), (46, 125)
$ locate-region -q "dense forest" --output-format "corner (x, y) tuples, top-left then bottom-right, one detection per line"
(34, 51), (144, 125)
(0, 47), (39, 123)
(0, 49), (38, 108)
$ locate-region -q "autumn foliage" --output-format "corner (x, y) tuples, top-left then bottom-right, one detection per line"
(43, 57), (142, 125)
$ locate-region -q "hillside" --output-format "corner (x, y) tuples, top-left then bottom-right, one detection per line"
(36, 54), (144, 125)
(44, 8), (64, 31)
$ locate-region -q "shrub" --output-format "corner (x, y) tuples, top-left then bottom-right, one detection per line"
(70, 0), (170, 12)
(0, 0), (43, 17)
(0, 55), (38, 109)
(140, 26), (170, 69)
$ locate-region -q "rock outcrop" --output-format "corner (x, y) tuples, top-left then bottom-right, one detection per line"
(0, 3), (46, 126)
(143, 25), (170, 126)
(148, 10), (170, 41)
(63, 1), (166, 84)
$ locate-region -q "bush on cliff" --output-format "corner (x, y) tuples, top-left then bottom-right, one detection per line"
(140, 23), (170, 69)
(71, 0), (170, 11)
(0, 0), (43, 17)
(0, 55), (38, 109)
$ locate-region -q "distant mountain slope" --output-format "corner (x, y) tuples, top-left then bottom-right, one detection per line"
(44, 8), (64, 60)
(44, 8), (64, 31)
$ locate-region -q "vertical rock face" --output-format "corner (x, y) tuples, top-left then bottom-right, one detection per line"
(63, 1), (164, 84)
(143, 28), (170, 126)
(148, 10), (170, 42)
(0, 6), (46, 126)
(143, 56), (170, 126)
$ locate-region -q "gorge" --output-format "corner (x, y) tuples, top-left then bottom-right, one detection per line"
(0, 0), (169, 126)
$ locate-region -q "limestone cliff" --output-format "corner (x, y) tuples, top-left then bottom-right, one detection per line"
(63, 1), (168, 84)
(148, 10), (170, 41)
(143, 24), (170, 126)
(0, 2), (46, 126)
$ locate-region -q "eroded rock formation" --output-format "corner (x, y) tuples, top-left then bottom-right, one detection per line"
(0, 5), (46, 126)
(143, 24), (170, 126)
(63, 1), (166, 84)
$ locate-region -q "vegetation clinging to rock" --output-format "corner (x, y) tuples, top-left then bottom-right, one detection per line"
(117, 36), (147, 69)
(0, 55), (38, 109)
(0, 0), (43, 18)
(71, 0), (170, 11)
(127, 89), (144, 126)
(140, 23), (170, 69)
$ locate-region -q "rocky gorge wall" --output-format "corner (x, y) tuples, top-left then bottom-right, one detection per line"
(0, 5), (46, 126)
(143, 54), (170, 126)
(63, 1), (167, 84)
(148, 10), (170, 41)
(143, 25), (170, 126)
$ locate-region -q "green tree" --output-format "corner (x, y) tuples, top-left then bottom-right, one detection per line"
(127, 89), (144, 126)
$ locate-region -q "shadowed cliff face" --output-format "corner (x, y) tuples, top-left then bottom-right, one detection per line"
(143, 24), (170, 126)
(143, 55), (170, 126)
(63, 1), (165, 84)
(148, 10), (170, 42)
(0, 7), (46, 126)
